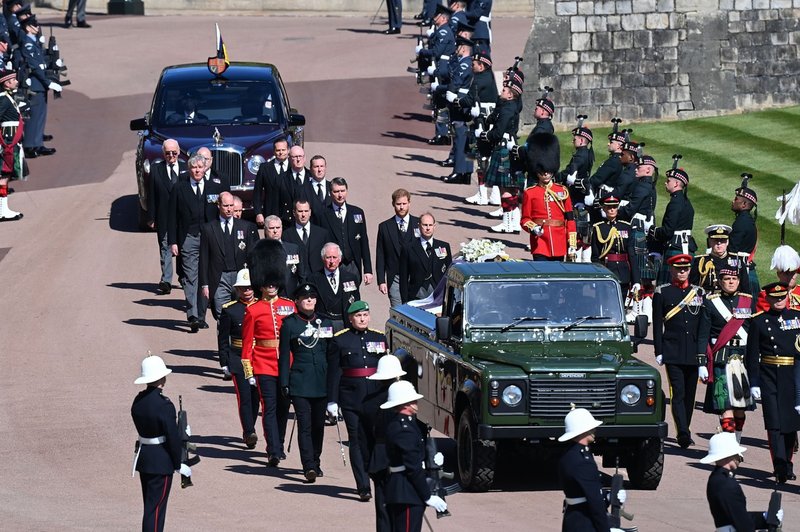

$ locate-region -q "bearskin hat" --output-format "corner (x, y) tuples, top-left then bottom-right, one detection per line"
(247, 239), (287, 292)
(526, 133), (560, 176)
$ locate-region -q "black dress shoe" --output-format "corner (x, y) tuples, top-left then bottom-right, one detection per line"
(42, 134), (53, 142)
(676, 432), (694, 449)
(279, 451), (287, 460)
(37, 146), (56, 156)
(417, 19), (432, 26)
(199, 320), (209, 329)
(304, 469), (318, 483)
(427, 135), (450, 146)
(413, 13), (424, 19)
(189, 318), (200, 333)
(23, 148), (38, 158)
(268, 455), (280, 467)
(64, 16), (72, 28)
(438, 158), (454, 167)
(383, 28), (400, 34)
(76, 20), (91, 28)
(244, 433), (258, 449)
(358, 490), (372, 502)
(788, 472), (797, 481)
(443, 172), (471, 184)
(157, 281), (171, 294)
(315, 467), (324, 478)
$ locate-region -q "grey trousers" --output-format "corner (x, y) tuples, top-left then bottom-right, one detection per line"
(211, 271), (237, 320)
(388, 274), (402, 307)
(66, 0), (87, 21)
(180, 233), (200, 320)
(158, 232), (173, 285)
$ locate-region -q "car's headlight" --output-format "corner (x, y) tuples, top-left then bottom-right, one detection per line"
(620, 384), (641, 406)
(142, 159), (150, 174)
(501, 384), (523, 407)
(247, 155), (265, 175)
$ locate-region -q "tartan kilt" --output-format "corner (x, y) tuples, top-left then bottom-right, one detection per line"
(746, 266), (760, 299)
(657, 248), (681, 285)
(485, 146), (520, 188)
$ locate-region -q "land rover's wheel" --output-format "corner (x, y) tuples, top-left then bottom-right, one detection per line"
(456, 408), (496, 492)
(626, 437), (664, 490)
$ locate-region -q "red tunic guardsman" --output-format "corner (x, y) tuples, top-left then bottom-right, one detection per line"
(520, 132), (577, 261)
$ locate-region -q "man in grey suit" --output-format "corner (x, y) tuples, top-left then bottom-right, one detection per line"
(376, 189), (419, 307)
(148, 139), (186, 294)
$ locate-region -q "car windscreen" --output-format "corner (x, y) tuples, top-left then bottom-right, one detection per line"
(153, 79), (283, 127)
(465, 279), (623, 326)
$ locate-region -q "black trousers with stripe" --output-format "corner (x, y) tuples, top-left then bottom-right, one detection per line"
(387, 503), (425, 532)
(665, 363), (698, 437)
(140, 472), (173, 532)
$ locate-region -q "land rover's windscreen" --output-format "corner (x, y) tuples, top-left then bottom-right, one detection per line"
(153, 80), (284, 126)
(465, 279), (624, 327)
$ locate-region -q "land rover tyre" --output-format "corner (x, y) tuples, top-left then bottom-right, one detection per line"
(626, 437), (663, 490)
(456, 408), (496, 491)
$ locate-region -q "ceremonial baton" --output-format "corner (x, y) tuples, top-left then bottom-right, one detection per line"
(287, 414), (297, 453)
(335, 418), (347, 466)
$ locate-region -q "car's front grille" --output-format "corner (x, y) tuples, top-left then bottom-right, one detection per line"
(529, 377), (616, 419)
(211, 149), (243, 188)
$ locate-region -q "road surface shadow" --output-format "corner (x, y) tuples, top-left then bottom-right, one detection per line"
(275, 481), (363, 500)
(165, 348), (216, 361)
(393, 153), (439, 165)
(170, 364), (223, 379)
(382, 130), (429, 143)
(109, 194), (142, 233)
(391, 112), (432, 123)
(336, 27), (387, 35)
(133, 298), (187, 311)
(109, 281), (160, 293)
(124, 317), (188, 331)
(396, 170), (439, 181)
(414, 190), (473, 204)
(198, 384), (235, 394)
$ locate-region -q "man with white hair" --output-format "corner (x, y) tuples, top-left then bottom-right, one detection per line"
(312, 242), (360, 332)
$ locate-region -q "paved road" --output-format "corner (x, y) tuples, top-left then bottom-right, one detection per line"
(1, 11), (798, 532)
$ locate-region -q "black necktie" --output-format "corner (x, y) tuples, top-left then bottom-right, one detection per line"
(302, 226), (308, 245)
(295, 172), (301, 186)
(194, 184), (201, 198)
(398, 219), (405, 232)
(168, 165), (175, 182)
(226, 219), (232, 236)
(316, 183), (324, 202)
(425, 242), (432, 257)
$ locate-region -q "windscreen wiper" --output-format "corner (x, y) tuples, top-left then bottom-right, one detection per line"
(563, 315), (610, 331)
(500, 316), (546, 333)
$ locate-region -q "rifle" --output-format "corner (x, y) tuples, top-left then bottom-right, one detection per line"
(425, 426), (460, 519)
(609, 458), (635, 529)
(44, 27), (70, 99)
(766, 488), (782, 531)
(177, 395), (200, 488)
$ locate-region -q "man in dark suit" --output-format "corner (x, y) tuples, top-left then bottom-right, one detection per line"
(197, 146), (231, 189)
(148, 139), (186, 294)
(320, 177), (373, 286)
(376, 189), (419, 307)
(399, 213), (452, 303)
(282, 199), (331, 275)
(165, 93), (209, 125)
(168, 154), (227, 330)
(253, 137), (290, 230)
(305, 154), (331, 225)
(264, 214), (307, 298)
(312, 243), (361, 331)
(199, 191), (259, 326)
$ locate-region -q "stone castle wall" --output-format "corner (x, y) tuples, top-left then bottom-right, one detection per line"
(522, 0), (800, 128)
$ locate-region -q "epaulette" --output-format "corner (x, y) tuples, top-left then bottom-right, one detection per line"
(222, 300), (238, 309)
(737, 292), (752, 299)
(592, 221), (604, 228)
(334, 328), (349, 337)
(706, 293), (720, 300)
(617, 220), (632, 227)
(752, 310), (764, 317)
(368, 328), (386, 335)
(654, 283), (669, 294)
(277, 297), (294, 304)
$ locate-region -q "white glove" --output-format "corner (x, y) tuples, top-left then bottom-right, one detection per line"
(248, 377), (256, 386)
(584, 190), (595, 206)
(327, 402), (340, 418)
(505, 138), (516, 151)
(566, 171), (577, 186)
(55, 58), (64, 68)
(698, 366), (709, 382)
(795, 405), (800, 415)
(619, 199), (630, 207)
(617, 489), (627, 504)
(185, 425), (191, 437)
(426, 27), (434, 37)
(445, 91), (457, 103)
(631, 283), (642, 295)
(415, 43), (422, 53)
(48, 82), (62, 92)
(655, 355), (663, 366)
(473, 124), (484, 138)
(427, 65), (436, 75)
(751, 387), (761, 400)
(430, 79), (439, 90)
(611, 529), (625, 532)
(764, 509), (784, 523)
(600, 208), (608, 219)
(425, 495), (447, 513)
(25, 78), (31, 87)
(532, 224), (544, 237)
(568, 246), (577, 257)
(643, 216), (654, 233)
(470, 104), (480, 117)
(179, 464), (192, 477)
(222, 365), (230, 376)
(433, 452), (444, 466)
(17, 101), (27, 110)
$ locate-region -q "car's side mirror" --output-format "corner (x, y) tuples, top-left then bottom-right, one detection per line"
(130, 117), (147, 131)
(288, 113), (306, 127)
(435, 316), (452, 341)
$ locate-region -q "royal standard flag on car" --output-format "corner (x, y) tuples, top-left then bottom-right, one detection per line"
(208, 23), (229, 75)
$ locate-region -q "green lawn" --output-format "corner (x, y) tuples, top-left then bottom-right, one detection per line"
(553, 106), (800, 284)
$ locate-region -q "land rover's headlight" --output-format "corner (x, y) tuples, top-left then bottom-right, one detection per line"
(143, 158), (151, 174)
(247, 155), (265, 175)
(502, 385), (523, 406)
(620, 384), (641, 406)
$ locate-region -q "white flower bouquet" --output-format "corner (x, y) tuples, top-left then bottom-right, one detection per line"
(458, 238), (509, 263)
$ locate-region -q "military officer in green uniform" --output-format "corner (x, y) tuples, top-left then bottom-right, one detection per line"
(278, 283), (337, 482)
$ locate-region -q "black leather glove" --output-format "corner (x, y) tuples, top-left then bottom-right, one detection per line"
(281, 386), (290, 399)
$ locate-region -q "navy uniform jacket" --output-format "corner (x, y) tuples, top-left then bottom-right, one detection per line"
(148, 160), (187, 238)
(614, 163), (636, 199)
(696, 292), (752, 359)
(217, 298), (254, 374)
(0, 90), (21, 122)
(557, 442), (610, 532)
(458, 67), (498, 112)
(419, 23), (455, 81)
(320, 203), (373, 279)
(729, 211), (757, 256)
(399, 238), (452, 304)
(707, 467), (767, 531)
(375, 215), (419, 286)
(278, 313), (337, 398)
(586, 153), (622, 192)
(167, 180), (227, 247)
(557, 146), (594, 189)
(652, 282), (703, 365)
(746, 308), (800, 432)
(446, 55), (473, 122)
(485, 98), (518, 145)
(465, 0), (492, 42)
(131, 386), (182, 475)
(650, 191), (696, 253)
(328, 327), (387, 411)
(20, 34), (49, 93)
(311, 268), (361, 322)
(618, 177), (656, 222)
(589, 219), (638, 285)
(689, 253), (747, 294)
(385, 413), (431, 506)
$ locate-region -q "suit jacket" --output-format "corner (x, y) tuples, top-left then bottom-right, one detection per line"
(168, 180), (227, 247)
(282, 223), (331, 275)
(304, 179), (332, 225)
(199, 218), (259, 305)
(278, 240), (308, 298)
(312, 268), (361, 321)
(130, 386), (182, 475)
(148, 160), (187, 237)
(375, 215), (419, 286)
(399, 238), (452, 303)
(321, 203), (373, 278)
(252, 157), (289, 219)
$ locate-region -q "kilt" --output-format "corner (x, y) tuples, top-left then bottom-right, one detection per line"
(746, 265), (760, 299)
(485, 146), (522, 188)
(702, 365), (756, 414)
(657, 249), (681, 285)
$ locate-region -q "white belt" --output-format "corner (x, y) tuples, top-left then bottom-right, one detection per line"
(479, 103), (495, 111)
(131, 435), (167, 477)
(715, 526), (735, 532)
(439, 55), (450, 60)
(565, 497), (587, 505)
(479, 15), (491, 22)
(1, 121), (19, 127)
(632, 213), (647, 222)
(458, 88), (469, 94)
(674, 230), (691, 237)
(389, 465), (406, 473)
